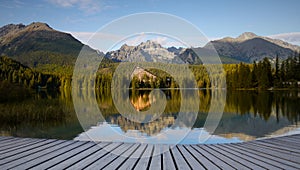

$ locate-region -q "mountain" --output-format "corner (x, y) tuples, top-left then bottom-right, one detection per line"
(209, 32), (300, 62)
(0, 22), (100, 68)
(105, 40), (242, 64)
(105, 32), (299, 64)
(1, 22), (298, 66)
(105, 40), (184, 64)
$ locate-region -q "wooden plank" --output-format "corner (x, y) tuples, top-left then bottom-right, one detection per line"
(229, 143), (300, 169)
(0, 139), (58, 162)
(85, 143), (134, 169)
(183, 145), (220, 169)
(134, 144), (154, 170)
(239, 142), (300, 163)
(289, 134), (300, 140)
(213, 144), (281, 170)
(0, 138), (38, 151)
(1, 140), (75, 169)
(0, 140), (64, 166)
(250, 140), (300, 155)
(162, 145), (177, 170)
(191, 145), (234, 169)
(48, 142), (110, 170)
(118, 143), (147, 170)
(0, 135), (299, 170)
(0, 136), (14, 142)
(0, 139), (46, 155)
(201, 145), (253, 170)
(65, 142), (121, 169)
(262, 138), (300, 151)
(10, 141), (85, 169)
(149, 144), (162, 170)
(28, 142), (96, 169)
(176, 145), (205, 170)
(271, 138), (300, 147)
(0, 138), (24, 148)
(170, 145), (190, 170)
(275, 136), (300, 144)
(102, 143), (141, 170)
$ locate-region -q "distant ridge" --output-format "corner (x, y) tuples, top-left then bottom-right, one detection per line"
(209, 32), (300, 62)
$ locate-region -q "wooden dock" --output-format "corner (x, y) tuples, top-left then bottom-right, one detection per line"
(0, 134), (300, 169)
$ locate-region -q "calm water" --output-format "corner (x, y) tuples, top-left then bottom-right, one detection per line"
(0, 89), (299, 144)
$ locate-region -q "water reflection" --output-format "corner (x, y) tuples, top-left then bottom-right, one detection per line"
(76, 89), (300, 144)
(0, 88), (299, 143)
(0, 89), (82, 139)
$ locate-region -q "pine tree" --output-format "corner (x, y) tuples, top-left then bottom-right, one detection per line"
(274, 55), (280, 87)
(251, 61), (258, 88)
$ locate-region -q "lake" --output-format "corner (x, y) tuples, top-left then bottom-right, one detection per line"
(0, 88), (299, 144)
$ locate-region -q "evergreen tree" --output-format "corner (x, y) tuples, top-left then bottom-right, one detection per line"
(251, 61), (258, 88)
(273, 55), (280, 87)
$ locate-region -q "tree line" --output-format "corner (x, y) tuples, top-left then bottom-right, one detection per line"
(1, 53), (300, 91)
(226, 53), (300, 89)
(0, 56), (69, 90)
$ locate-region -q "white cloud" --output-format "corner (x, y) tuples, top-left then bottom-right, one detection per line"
(48, 0), (102, 14)
(268, 32), (300, 46)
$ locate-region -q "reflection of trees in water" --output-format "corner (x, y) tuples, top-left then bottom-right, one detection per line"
(225, 90), (300, 123)
(275, 91), (300, 123)
(95, 89), (300, 136)
(1, 87), (299, 139)
(0, 89), (81, 139)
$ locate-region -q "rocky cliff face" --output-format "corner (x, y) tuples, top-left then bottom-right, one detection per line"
(105, 40), (184, 63)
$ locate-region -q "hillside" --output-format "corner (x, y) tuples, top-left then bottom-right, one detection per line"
(0, 22), (100, 69)
(0, 56), (62, 89)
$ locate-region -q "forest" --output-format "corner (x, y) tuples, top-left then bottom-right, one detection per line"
(0, 53), (300, 91)
(226, 54), (300, 89)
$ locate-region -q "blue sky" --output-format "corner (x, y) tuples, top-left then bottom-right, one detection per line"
(1, 0), (300, 48)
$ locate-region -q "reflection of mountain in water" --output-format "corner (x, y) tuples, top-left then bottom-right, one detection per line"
(108, 115), (175, 136)
(95, 89), (300, 140)
(214, 113), (300, 141)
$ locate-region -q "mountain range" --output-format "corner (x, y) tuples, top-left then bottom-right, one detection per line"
(105, 32), (299, 64)
(0, 22), (299, 68)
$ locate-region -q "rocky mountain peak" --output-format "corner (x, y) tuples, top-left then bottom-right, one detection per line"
(25, 22), (53, 31)
(0, 23), (25, 37)
(237, 32), (258, 41)
(119, 44), (130, 50)
(138, 40), (162, 49)
(105, 40), (181, 63)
